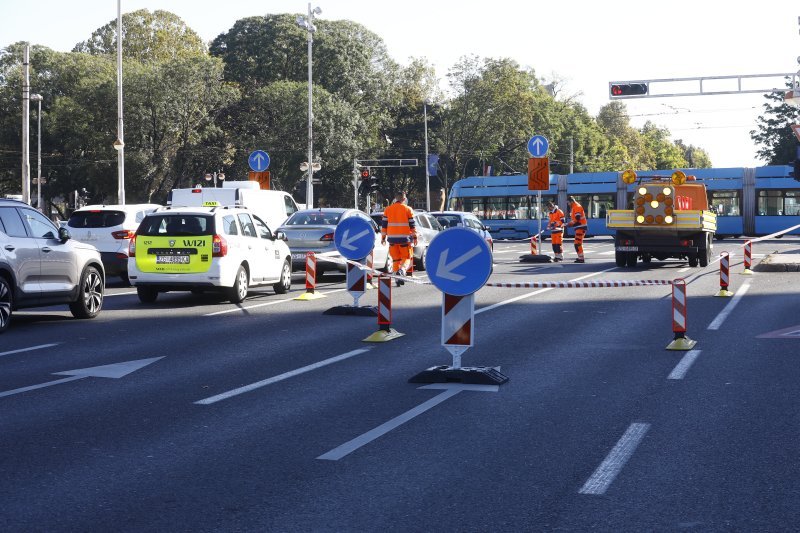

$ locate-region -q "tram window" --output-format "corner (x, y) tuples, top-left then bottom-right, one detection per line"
(485, 197), (508, 219)
(461, 197), (485, 218)
(757, 190), (800, 216)
(709, 190), (741, 216)
(588, 194), (614, 218)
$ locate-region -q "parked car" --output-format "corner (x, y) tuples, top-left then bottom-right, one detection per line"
(279, 208), (390, 276)
(429, 211), (494, 251)
(0, 199), (105, 333)
(67, 203), (160, 284)
(127, 206), (292, 304)
(370, 210), (443, 271)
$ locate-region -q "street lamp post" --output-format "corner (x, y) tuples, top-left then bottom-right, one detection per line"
(424, 101), (430, 211)
(204, 171), (225, 188)
(116, 0), (125, 205)
(297, 3), (321, 209)
(30, 93), (42, 211)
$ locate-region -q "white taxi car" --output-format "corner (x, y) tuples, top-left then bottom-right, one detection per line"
(128, 206), (292, 304)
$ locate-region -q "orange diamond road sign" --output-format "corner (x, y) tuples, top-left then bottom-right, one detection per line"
(528, 157), (549, 190)
(249, 170), (270, 190)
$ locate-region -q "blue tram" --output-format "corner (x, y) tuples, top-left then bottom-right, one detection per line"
(446, 166), (799, 239)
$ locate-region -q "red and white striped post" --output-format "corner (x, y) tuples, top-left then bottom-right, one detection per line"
(363, 274), (404, 342)
(346, 261), (366, 306)
(295, 251), (325, 300)
(742, 240), (753, 275)
(667, 278), (696, 350)
(530, 234), (538, 255)
(366, 251), (375, 288)
(715, 251), (734, 297)
(442, 293), (474, 368)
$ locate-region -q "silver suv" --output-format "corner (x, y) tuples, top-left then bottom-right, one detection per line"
(0, 199), (105, 334)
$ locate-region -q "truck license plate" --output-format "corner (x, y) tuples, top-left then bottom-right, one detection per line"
(616, 246), (638, 252)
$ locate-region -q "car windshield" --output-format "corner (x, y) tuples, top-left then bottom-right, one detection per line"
(68, 210), (125, 228)
(284, 211), (342, 226)
(137, 214), (213, 236)
(434, 215), (461, 229)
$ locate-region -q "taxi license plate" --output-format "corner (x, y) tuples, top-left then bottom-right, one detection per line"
(616, 246), (638, 252)
(156, 255), (190, 264)
(292, 253), (307, 260)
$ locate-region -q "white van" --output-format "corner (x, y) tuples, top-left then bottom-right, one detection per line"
(169, 181), (299, 231)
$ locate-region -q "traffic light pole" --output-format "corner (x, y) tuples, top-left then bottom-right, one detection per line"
(608, 73), (794, 99)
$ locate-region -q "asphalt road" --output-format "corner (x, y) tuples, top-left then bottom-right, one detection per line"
(1, 237), (799, 532)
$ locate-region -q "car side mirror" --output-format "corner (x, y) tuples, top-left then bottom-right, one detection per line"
(58, 227), (71, 242)
(275, 230), (288, 241)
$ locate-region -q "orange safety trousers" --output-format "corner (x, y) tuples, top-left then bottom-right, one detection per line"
(574, 228), (586, 259)
(389, 243), (412, 273)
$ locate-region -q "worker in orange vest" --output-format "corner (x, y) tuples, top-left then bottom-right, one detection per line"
(567, 196), (587, 263)
(381, 191), (417, 286)
(545, 201), (565, 262)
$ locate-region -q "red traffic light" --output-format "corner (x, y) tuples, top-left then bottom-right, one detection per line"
(610, 83), (649, 97)
(360, 169), (370, 179)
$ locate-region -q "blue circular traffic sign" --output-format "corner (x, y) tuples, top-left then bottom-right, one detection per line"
(248, 150), (270, 172)
(527, 135), (549, 158)
(426, 227), (492, 296)
(334, 216), (376, 261)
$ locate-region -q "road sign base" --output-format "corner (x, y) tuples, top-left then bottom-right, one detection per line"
(519, 253), (552, 263)
(741, 269), (754, 275)
(324, 305), (378, 316)
(714, 289), (735, 297)
(362, 328), (405, 342)
(295, 291), (326, 301)
(408, 365), (508, 385)
(666, 336), (697, 351)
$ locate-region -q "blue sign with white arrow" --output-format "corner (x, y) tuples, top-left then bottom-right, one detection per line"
(334, 216), (376, 261)
(527, 135), (549, 158)
(426, 227), (493, 296)
(248, 150), (270, 172)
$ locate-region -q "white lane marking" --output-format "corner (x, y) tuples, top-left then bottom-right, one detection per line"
(204, 289), (348, 316)
(104, 291), (137, 297)
(707, 281), (751, 331)
(195, 347), (373, 405)
(476, 268), (617, 315)
(579, 422), (651, 495)
(0, 343), (59, 358)
(599, 251), (616, 255)
(317, 383), (498, 461)
(677, 267), (691, 273)
(668, 349), (701, 380)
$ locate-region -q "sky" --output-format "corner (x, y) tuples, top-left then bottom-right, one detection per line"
(2, 0), (799, 169)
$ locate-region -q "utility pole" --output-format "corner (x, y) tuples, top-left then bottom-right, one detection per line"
(21, 44), (30, 204)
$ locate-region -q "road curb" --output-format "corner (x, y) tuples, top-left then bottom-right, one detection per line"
(754, 254), (800, 272)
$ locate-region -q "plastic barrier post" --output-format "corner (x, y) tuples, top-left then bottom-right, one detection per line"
(667, 278), (697, 350)
(363, 274), (404, 342)
(295, 252), (325, 300)
(715, 251), (734, 297)
(531, 234), (538, 255)
(742, 240), (753, 275)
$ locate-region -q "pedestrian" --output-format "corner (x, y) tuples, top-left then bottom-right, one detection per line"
(545, 201), (565, 262)
(567, 196), (587, 263)
(381, 191), (418, 286)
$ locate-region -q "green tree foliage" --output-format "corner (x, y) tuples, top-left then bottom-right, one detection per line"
(73, 9), (206, 63)
(751, 90), (797, 165)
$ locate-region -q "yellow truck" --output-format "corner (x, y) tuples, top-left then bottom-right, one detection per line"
(606, 170), (717, 267)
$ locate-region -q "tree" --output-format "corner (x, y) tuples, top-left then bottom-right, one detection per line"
(751, 90), (798, 165)
(73, 9), (206, 63)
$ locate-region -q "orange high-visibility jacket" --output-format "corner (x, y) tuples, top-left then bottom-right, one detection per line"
(548, 206), (565, 232)
(569, 201), (587, 229)
(381, 202), (416, 244)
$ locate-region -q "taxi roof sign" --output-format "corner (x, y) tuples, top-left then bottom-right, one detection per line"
(202, 201), (221, 206)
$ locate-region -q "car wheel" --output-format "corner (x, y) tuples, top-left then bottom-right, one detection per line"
(615, 251), (627, 267)
(0, 276), (13, 334)
(416, 248), (427, 271)
(228, 265), (249, 303)
(688, 255), (699, 267)
(625, 252), (638, 267)
(273, 259), (292, 294)
(137, 286), (158, 303)
(69, 266), (104, 319)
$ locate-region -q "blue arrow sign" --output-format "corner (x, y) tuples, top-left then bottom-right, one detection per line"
(527, 135), (549, 158)
(334, 216), (376, 261)
(248, 150), (270, 172)
(426, 227), (492, 296)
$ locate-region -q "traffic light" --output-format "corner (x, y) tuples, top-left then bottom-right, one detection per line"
(610, 83), (649, 97)
(360, 169), (370, 180)
(368, 176), (379, 192)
